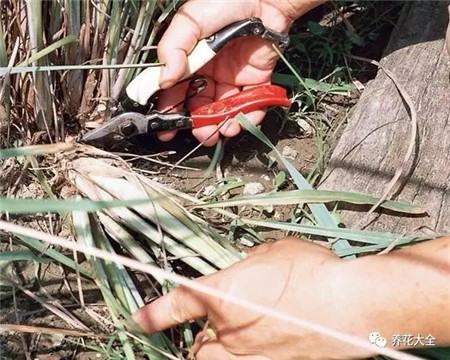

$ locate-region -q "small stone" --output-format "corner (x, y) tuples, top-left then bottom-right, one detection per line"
(297, 118), (314, 136)
(96, 103), (107, 112)
(281, 146), (298, 160)
(260, 174), (271, 182)
(243, 182), (265, 196)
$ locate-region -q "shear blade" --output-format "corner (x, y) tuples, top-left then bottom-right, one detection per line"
(81, 112), (148, 146)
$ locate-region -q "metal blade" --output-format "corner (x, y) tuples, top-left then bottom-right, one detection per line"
(80, 112), (148, 147)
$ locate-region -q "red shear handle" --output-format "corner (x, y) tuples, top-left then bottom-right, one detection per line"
(190, 85), (291, 128)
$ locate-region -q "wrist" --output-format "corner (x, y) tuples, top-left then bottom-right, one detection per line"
(336, 243), (450, 349)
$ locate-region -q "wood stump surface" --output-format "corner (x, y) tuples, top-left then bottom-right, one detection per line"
(320, 1), (450, 234)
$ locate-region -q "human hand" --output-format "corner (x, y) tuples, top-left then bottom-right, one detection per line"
(132, 235), (450, 359)
(156, 0), (324, 146)
(132, 238), (375, 360)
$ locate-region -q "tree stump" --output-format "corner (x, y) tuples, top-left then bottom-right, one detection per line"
(319, 1), (450, 234)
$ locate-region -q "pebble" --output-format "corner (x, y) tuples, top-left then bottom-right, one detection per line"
(281, 145), (298, 160)
(96, 103), (107, 112)
(243, 182), (265, 196)
(297, 118), (314, 136)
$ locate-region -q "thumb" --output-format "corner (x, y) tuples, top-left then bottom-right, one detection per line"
(132, 283), (208, 334)
(157, 1), (256, 88)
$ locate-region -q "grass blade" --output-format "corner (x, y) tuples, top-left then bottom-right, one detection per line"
(241, 218), (429, 247)
(0, 197), (167, 214)
(15, 235), (92, 278)
(25, 0), (53, 131)
(236, 114), (354, 254)
(17, 35), (79, 67)
(0, 250), (49, 263)
(200, 189), (426, 214)
(0, 143), (75, 159)
(0, 63), (162, 76)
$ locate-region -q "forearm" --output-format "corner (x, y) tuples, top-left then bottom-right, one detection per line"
(341, 236), (450, 348)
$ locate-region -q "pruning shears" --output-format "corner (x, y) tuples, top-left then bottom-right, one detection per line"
(81, 18), (292, 147)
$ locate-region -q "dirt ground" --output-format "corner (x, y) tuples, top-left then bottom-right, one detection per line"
(0, 2), (402, 359)
(0, 87), (359, 360)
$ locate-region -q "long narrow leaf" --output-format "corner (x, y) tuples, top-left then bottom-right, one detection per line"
(16, 235), (92, 278)
(0, 63), (162, 75)
(0, 250), (49, 263)
(241, 218), (429, 248)
(16, 35), (79, 67)
(200, 189), (426, 214)
(0, 197), (166, 214)
(0, 143), (75, 158)
(236, 115), (353, 253)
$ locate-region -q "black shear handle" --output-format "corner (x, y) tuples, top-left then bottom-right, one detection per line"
(206, 17), (289, 52)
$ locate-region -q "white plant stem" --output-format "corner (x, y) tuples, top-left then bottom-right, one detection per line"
(0, 220), (423, 360)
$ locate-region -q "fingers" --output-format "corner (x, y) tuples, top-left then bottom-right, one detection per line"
(132, 284), (208, 334)
(156, 80), (268, 145)
(157, 1), (254, 89)
(156, 81), (190, 142)
(191, 83), (239, 145)
(191, 83), (268, 145)
(157, 13), (201, 88)
(195, 339), (234, 360)
(195, 338), (270, 360)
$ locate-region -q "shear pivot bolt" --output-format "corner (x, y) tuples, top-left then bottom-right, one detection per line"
(120, 122), (137, 136)
(253, 26), (263, 35)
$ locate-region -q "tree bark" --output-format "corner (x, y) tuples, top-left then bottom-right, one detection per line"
(319, 1), (450, 234)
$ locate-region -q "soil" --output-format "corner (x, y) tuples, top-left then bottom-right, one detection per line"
(0, 95), (356, 360)
(0, 2), (402, 359)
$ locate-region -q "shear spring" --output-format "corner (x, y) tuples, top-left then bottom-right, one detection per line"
(161, 75), (208, 114)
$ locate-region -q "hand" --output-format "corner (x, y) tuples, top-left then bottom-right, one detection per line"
(132, 236), (450, 359)
(156, 0), (324, 146)
(132, 238), (372, 360)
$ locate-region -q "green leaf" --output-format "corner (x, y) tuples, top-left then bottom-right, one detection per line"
(303, 78), (354, 93)
(307, 21), (325, 36)
(16, 235), (92, 278)
(272, 74), (353, 93)
(0, 197), (164, 214)
(274, 171), (286, 190)
(200, 189), (426, 215)
(241, 218), (429, 248)
(236, 115), (351, 240)
(272, 73), (299, 87)
(0, 63), (162, 76)
(73, 211), (176, 359)
(0, 250), (49, 263)
(16, 35), (78, 67)
(0, 143), (75, 158)
(346, 30), (365, 47)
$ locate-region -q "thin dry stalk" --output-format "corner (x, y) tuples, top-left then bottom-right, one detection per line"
(0, 323), (106, 339)
(0, 220), (424, 360)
